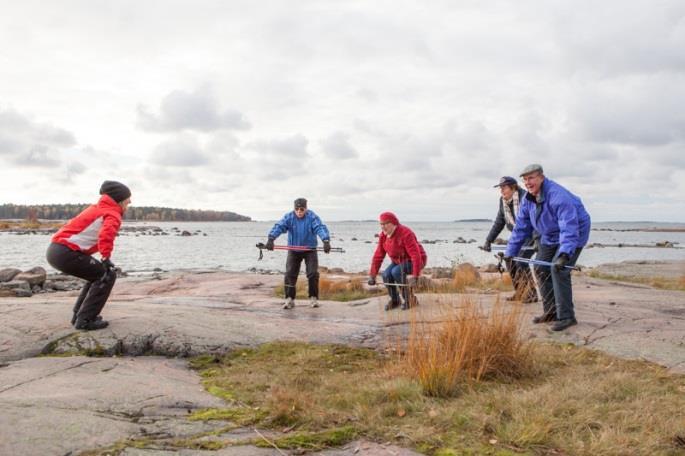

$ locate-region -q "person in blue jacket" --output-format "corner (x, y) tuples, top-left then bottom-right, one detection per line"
(505, 164), (591, 331)
(265, 198), (331, 309)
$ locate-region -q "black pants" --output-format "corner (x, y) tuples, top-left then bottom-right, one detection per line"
(284, 250), (319, 299)
(46, 243), (116, 321)
(535, 244), (583, 320)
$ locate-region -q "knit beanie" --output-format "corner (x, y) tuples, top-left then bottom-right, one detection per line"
(294, 198), (307, 209)
(379, 211), (399, 225)
(99, 180), (131, 203)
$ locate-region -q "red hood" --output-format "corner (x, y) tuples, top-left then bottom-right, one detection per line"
(98, 194), (123, 215)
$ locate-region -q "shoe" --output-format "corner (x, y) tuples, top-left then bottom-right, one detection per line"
(282, 298), (295, 309)
(532, 313), (556, 324)
(551, 318), (577, 331)
(310, 297), (320, 308)
(72, 314), (102, 326)
(400, 301), (409, 310)
(74, 318), (109, 331)
(384, 300), (399, 311)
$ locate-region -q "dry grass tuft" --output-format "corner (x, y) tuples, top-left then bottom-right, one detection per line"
(401, 297), (532, 397)
(450, 266), (481, 291)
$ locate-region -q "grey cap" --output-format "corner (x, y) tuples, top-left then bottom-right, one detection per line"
(520, 163), (543, 177)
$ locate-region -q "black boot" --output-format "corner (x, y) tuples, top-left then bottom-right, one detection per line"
(72, 314), (103, 326)
(532, 312), (556, 324)
(551, 318), (577, 331)
(74, 318), (109, 331)
(384, 300), (399, 311)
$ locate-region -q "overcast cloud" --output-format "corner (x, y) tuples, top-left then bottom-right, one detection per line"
(0, 0), (683, 221)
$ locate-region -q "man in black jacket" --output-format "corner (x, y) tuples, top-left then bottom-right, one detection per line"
(482, 176), (537, 303)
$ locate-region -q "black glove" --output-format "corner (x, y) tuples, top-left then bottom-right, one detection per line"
(406, 275), (418, 287)
(367, 276), (376, 286)
(102, 258), (116, 272)
(554, 253), (570, 272)
(503, 256), (513, 271)
(265, 237), (275, 251)
(481, 240), (492, 252)
(323, 240), (331, 254)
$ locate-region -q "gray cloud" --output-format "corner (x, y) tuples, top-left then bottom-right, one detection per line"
(571, 77), (685, 147)
(0, 109), (76, 147)
(247, 134), (309, 159)
(550, 1), (685, 76)
(66, 161), (86, 176)
(0, 108), (76, 168)
(137, 87), (251, 132)
(320, 132), (357, 159)
(13, 144), (60, 167)
(149, 134), (208, 167)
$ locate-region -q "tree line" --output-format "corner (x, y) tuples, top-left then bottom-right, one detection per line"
(0, 204), (251, 222)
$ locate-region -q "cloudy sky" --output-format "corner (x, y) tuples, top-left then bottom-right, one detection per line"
(1, 0), (683, 221)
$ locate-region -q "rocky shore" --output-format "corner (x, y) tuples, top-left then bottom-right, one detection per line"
(0, 224), (207, 237)
(0, 267), (86, 297)
(0, 262), (683, 455)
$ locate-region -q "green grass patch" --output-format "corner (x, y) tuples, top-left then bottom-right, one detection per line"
(256, 426), (358, 450)
(189, 407), (267, 425)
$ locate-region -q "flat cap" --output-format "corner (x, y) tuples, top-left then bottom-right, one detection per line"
(520, 163), (543, 176)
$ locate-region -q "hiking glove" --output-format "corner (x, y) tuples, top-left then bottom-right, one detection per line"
(481, 240), (491, 252)
(265, 237), (275, 251)
(407, 275), (418, 287)
(102, 258), (115, 271)
(554, 253), (570, 272)
(323, 240), (331, 254)
(367, 276), (376, 286)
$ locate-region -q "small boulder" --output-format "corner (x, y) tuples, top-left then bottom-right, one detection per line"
(14, 267), (47, 287)
(656, 241), (674, 248)
(180, 231), (192, 236)
(14, 288), (33, 298)
(416, 276), (434, 290)
(429, 267), (453, 279)
(1, 280), (31, 292)
(481, 263), (501, 273)
(0, 268), (21, 283)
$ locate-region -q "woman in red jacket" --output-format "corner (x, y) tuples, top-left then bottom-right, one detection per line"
(46, 181), (131, 330)
(368, 212), (427, 310)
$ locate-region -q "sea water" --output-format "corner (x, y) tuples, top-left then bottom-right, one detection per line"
(1, 221), (683, 273)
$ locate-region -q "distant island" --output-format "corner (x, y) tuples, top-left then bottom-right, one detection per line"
(454, 218), (491, 222)
(0, 204), (251, 222)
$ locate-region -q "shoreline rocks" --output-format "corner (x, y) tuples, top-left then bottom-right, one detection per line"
(0, 266), (87, 297)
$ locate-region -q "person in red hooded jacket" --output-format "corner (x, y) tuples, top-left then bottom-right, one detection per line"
(368, 212), (427, 310)
(46, 181), (131, 330)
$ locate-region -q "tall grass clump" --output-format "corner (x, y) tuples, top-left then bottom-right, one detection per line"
(401, 297), (531, 397)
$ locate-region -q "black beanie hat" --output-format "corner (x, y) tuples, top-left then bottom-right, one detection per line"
(294, 197), (307, 209)
(99, 180), (131, 203)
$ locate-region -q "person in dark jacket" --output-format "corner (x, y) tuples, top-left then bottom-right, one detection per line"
(368, 212), (427, 310)
(482, 176), (538, 303)
(46, 180), (131, 331)
(265, 198), (331, 309)
(505, 164), (591, 331)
